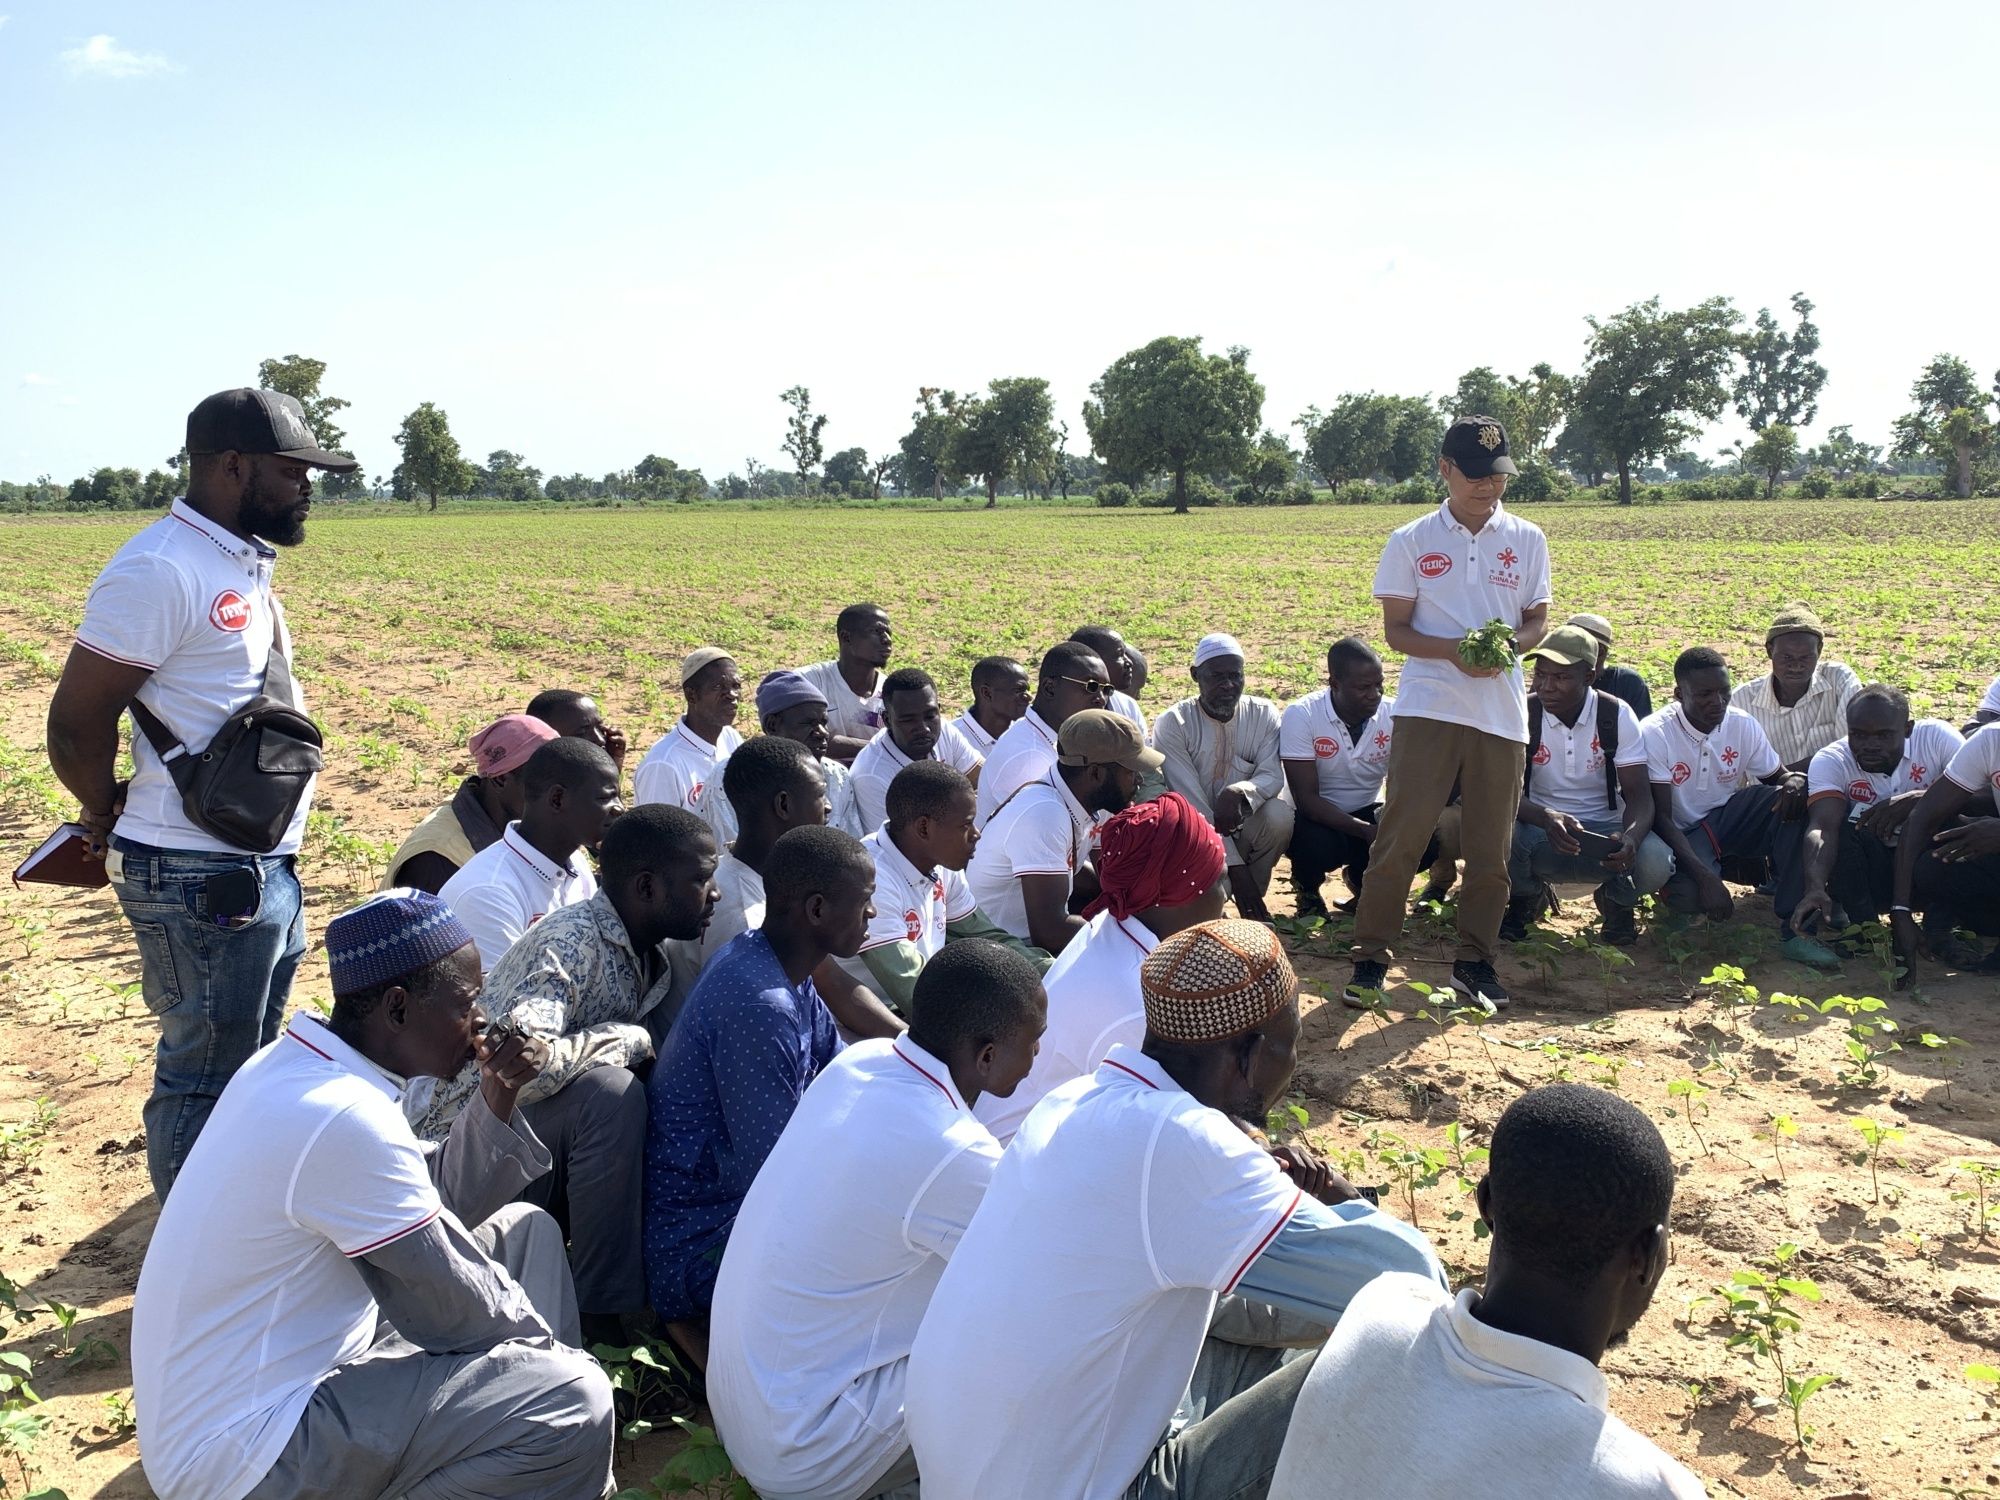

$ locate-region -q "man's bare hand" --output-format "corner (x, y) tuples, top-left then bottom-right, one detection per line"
(1934, 817), (2000, 861)
(76, 780), (128, 857)
(1544, 811), (1583, 857)
(1856, 790), (1920, 841)
(477, 1028), (548, 1123)
(1696, 871), (1735, 921)
(1601, 830), (1639, 874)
(1268, 1142), (1360, 1205)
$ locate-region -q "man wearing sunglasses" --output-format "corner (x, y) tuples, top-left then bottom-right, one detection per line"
(974, 641), (1115, 829)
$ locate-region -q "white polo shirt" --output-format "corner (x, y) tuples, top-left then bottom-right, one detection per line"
(975, 707), (1062, 828)
(950, 708), (999, 756)
(849, 722), (985, 834)
(437, 822), (597, 973)
(799, 660), (885, 743)
(974, 909), (1153, 1145)
(633, 719), (743, 811)
(965, 770), (1095, 941)
(133, 1013), (444, 1500)
(75, 499), (314, 855)
(1637, 703), (1781, 827)
(707, 1036), (1002, 1500)
(1278, 688), (1398, 813)
(835, 828), (976, 993)
(1372, 500), (1551, 744)
(1945, 723), (2000, 798)
(1732, 661), (1862, 766)
(1109, 690), (1147, 733)
(1268, 1275), (1705, 1500)
(695, 850), (766, 968)
(1981, 674), (2000, 721)
(1527, 690), (1647, 821)
(1807, 720), (1966, 821)
(905, 1044), (1303, 1500)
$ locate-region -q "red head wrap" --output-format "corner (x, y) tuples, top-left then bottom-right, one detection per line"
(1083, 792), (1227, 922)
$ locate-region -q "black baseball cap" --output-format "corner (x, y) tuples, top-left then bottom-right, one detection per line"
(1440, 414), (1518, 479)
(186, 388), (359, 472)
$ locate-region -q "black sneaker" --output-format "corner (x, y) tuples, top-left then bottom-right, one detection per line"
(1450, 959), (1509, 1012)
(1343, 959), (1389, 1008)
(1498, 908), (1531, 944)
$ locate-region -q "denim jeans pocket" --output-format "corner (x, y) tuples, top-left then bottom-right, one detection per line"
(126, 917), (187, 1016)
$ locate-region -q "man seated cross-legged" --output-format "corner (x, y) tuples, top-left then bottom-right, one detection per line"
(906, 920), (1442, 1500)
(1268, 1084), (1704, 1500)
(642, 825), (876, 1369)
(707, 942), (1049, 1500)
(132, 891), (614, 1500)
(410, 805), (721, 1348)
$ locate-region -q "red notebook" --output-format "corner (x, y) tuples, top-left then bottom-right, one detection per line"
(12, 824), (110, 890)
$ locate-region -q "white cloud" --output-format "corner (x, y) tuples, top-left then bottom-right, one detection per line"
(21, 372), (56, 387)
(60, 34), (177, 78)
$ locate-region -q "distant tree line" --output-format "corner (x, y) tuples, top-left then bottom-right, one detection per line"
(8, 303), (1997, 515)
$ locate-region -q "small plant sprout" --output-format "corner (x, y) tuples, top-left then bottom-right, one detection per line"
(97, 1389), (136, 1440)
(1407, 982), (1457, 1056)
(1708, 1242), (1836, 1449)
(1366, 1128), (1450, 1228)
(1909, 1030), (1966, 1101)
(1265, 1096), (1309, 1138)
(1448, 1004), (1501, 1077)
(1700, 963), (1761, 1028)
(1511, 934), (1565, 992)
(1762, 1113), (1799, 1185)
(1576, 1051), (1635, 1092)
(1442, 1122), (1491, 1238)
(1849, 1115), (1904, 1204)
(1666, 1077), (1712, 1157)
(1948, 1159), (2000, 1239)
(1343, 985), (1393, 1052)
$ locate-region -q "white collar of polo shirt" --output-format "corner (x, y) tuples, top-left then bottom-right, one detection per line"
(501, 821), (580, 881)
(1434, 497), (1508, 538)
(169, 498), (275, 567)
(285, 1012), (406, 1100)
(891, 1035), (968, 1113)
(875, 826), (940, 896)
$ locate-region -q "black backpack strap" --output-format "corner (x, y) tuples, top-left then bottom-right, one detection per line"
(1595, 694), (1622, 810)
(1523, 697), (1543, 798)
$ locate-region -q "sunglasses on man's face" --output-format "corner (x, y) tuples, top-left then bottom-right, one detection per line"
(1061, 675), (1113, 698)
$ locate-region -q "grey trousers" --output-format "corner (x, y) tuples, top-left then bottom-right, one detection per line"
(244, 1204), (615, 1500)
(1127, 1339), (1319, 1500)
(518, 1064), (649, 1317)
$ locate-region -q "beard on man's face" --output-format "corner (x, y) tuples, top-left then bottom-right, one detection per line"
(240, 466), (308, 547)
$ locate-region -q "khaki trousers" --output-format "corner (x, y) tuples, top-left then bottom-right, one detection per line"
(1351, 717), (1525, 965)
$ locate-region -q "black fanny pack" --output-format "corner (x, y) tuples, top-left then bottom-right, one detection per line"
(129, 646), (324, 854)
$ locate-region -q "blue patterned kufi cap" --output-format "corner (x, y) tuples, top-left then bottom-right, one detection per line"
(325, 889), (475, 995)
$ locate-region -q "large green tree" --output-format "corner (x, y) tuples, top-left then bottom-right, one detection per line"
(952, 377), (1056, 507)
(1733, 292), (1827, 431)
(1565, 296), (1742, 505)
(391, 402), (474, 511)
(822, 447), (869, 491)
(1891, 354), (1993, 498)
(1740, 423), (1800, 498)
(258, 354), (362, 497)
(779, 386), (828, 493)
(898, 387), (970, 501)
(1083, 337), (1264, 514)
(1295, 393), (1440, 486)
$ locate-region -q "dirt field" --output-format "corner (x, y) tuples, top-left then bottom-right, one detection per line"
(1, 498), (1996, 1498)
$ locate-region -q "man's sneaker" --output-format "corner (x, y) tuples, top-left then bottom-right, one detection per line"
(1594, 891), (1640, 947)
(1342, 959), (1389, 1008)
(1498, 902), (1535, 944)
(1449, 959), (1509, 1012)
(1780, 932), (1841, 969)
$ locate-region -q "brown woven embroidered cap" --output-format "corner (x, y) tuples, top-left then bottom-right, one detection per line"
(1140, 919), (1297, 1044)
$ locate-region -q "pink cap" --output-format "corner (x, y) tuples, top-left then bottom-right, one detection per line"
(469, 713), (558, 777)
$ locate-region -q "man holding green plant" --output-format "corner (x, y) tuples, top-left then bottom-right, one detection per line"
(1347, 416), (1550, 1012)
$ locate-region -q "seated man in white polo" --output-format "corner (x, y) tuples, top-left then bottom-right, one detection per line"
(965, 709), (1157, 955)
(706, 942), (1048, 1500)
(1504, 624), (1673, 947)
(633, 646), (744, 811)
(849, 666), (985, 833)
(132, 890), (614, 1500)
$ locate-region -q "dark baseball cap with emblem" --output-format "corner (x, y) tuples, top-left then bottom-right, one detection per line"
(186, 388), (360, 472)
(1440, 414), (1518, 479)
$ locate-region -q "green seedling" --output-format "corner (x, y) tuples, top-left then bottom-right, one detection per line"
(1700, 963), (1761, 1028)
(1569, 928), (1634, 984)
(1666, 1078), (1711, 1157)
(96, 1390), (136, 1441)
(1408, 982), (1457, 1056)
(1576, 1051), (1635, 1092)
(1365, 1128), (1450, 1228)
(1265, 1096), (1309, 1138)
(1948, 1159), (2000, 1239)
(1682, 1380), (1706, 1426)
(1849, 1115), (1904, 1204)
(1511, 935), (1565, 992)
(1703, 1242), (1836, 1449)
(1762, 1114), (1799, 1185)
(1909, 1031), (1966, 1101)
(0, 1347), (63, 1497)
(1458, 618), (1518, 670)
(612, 1414), (753, 1499)
(0, 1099), (58, 1165)
(1441, 1122), (1491, 1239)
(1448, 1004), (1501, 1076)
(1344, 985), (1393, 1052)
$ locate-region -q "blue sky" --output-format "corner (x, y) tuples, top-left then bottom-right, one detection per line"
(3, 1), (1996, 484)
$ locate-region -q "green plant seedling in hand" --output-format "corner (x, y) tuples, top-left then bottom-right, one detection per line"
(1458, 618), (1518, 671)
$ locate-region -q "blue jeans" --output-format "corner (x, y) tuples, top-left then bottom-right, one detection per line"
(1508, 816), (1675, 909)
(106, 836), (306, 1200)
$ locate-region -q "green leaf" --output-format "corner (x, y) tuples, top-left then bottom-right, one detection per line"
(1966, 1363), (2000, 1384)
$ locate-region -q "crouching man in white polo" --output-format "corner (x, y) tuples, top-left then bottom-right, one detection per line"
(132, 890), (615, 1500)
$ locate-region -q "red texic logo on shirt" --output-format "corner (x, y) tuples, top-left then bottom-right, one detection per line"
(209, 590), (252, 632)
(1417, 552), (1452, 579)
(904, 909), (922, 941)
(1532, 744), (1552, 766)
(1671, 762), (1692, 785)
(1847, 779), (1877, 804)
(1313, 736), (1338, 759)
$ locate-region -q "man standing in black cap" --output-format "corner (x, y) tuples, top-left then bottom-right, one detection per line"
(1346, 416), (1550, 1013)
(47, 387), (358, 1200)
